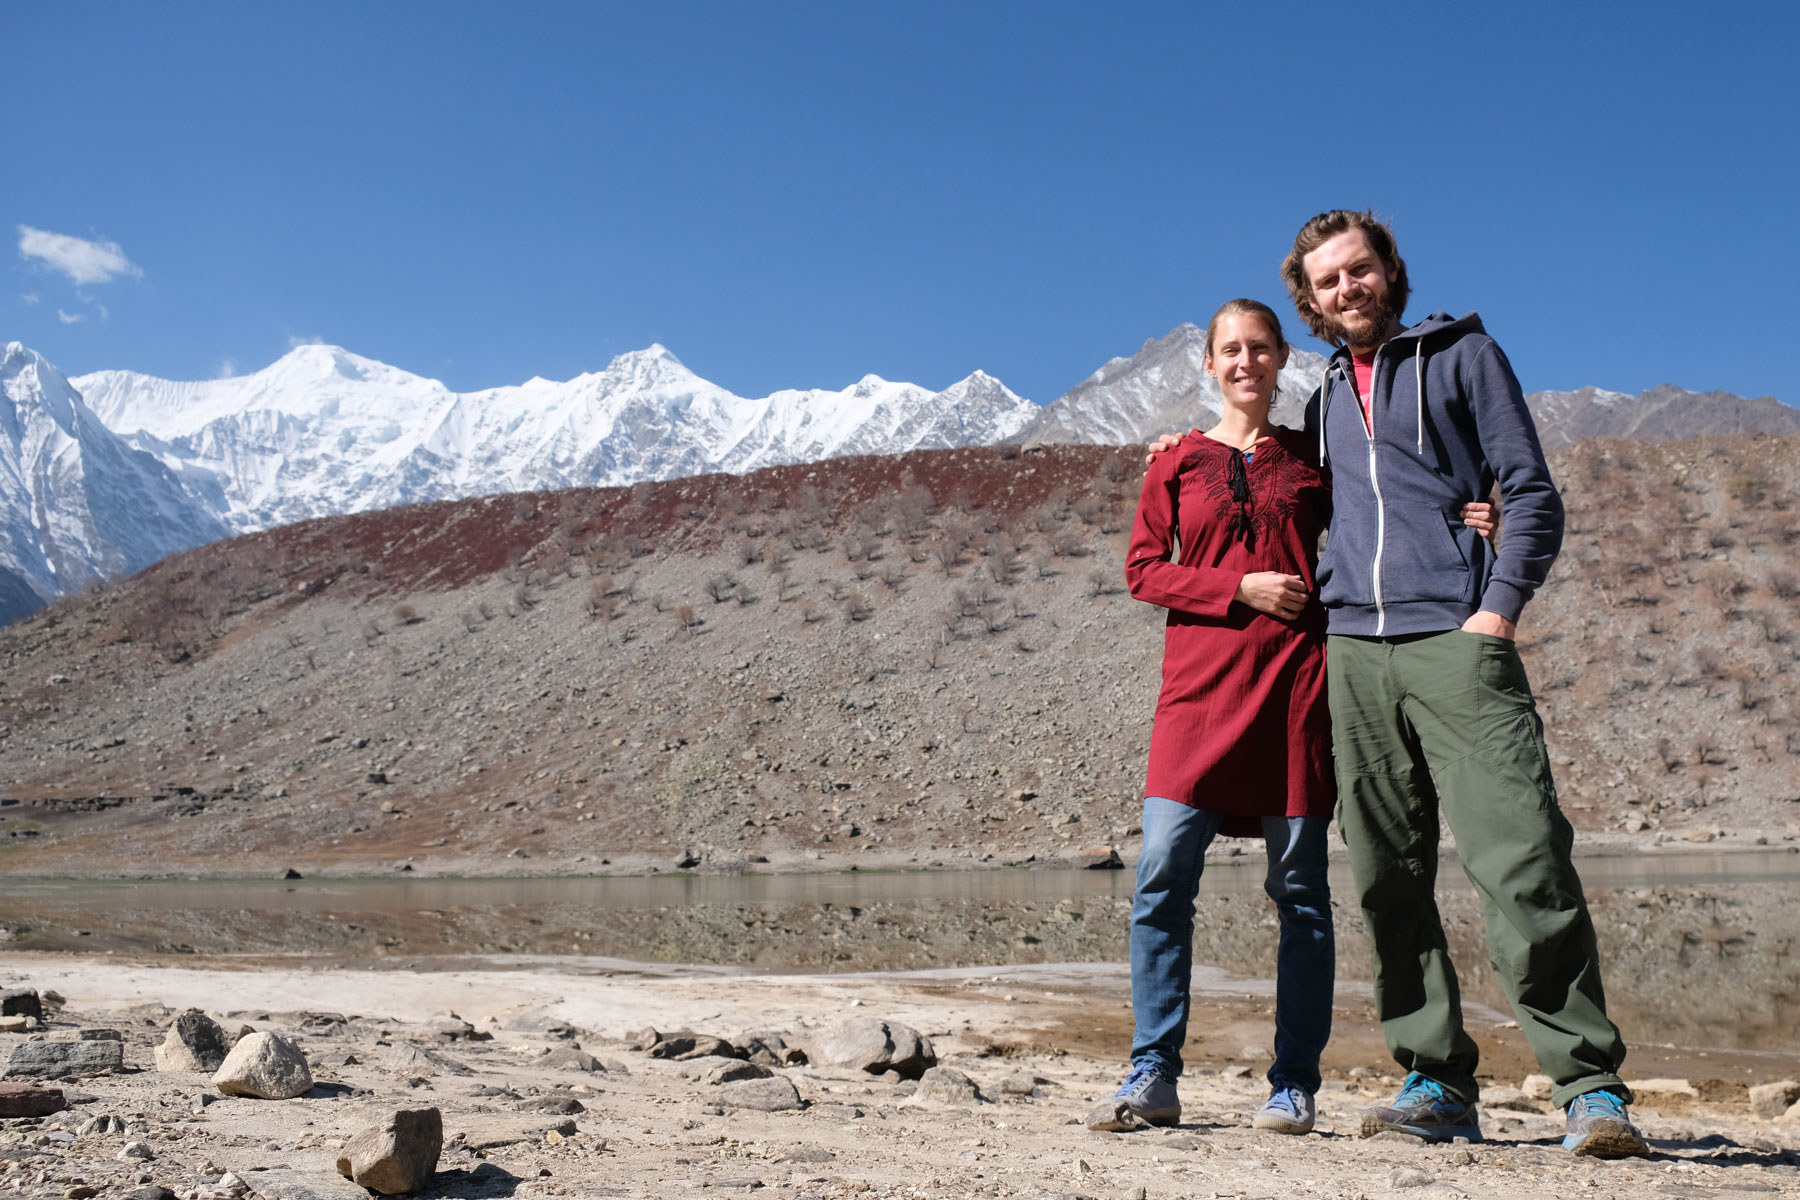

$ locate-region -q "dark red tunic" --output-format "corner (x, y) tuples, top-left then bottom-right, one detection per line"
(1123, 427), (1335, 836)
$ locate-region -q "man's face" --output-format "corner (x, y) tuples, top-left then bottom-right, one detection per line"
(1301, 229), (1400, 351)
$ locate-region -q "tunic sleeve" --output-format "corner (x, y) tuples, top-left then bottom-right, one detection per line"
(1124, 451), (1242, 619)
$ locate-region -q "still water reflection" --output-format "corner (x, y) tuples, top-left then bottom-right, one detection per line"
(2, 851), (1796, 1049)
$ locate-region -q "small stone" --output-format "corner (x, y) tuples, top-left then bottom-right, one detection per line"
(628, 1027), (660, 1051)
(996, 1072), (1038, 1096)
(65, 1186), (99, 1199)
(0, 989), (43, 1020)
(810, 1017), (936, 1080)
(129, 1188), (176, 1200)
(335, 1107), (442, 1195)
(716, 1076), (803, 1112)
(77, 1028), (123, 1041)
(1450, 1148), (1476, 1165)
(1222, 1065), (1252, 1079)
(212, 1031), (313, 1099)
(117, 1141), (157, 1162)
(539, 1046), (602, 1072)
(912, 1066), (984, 1105)
(1390, 1167), (1435, 1188)
(0, 1081), (66, 1116)
(1076, 846), (1123, 870)
(707, 1060), (773, 1085)
(1751, 1080), (1800, 1119)
(380, 1043), (473, 1077)
(1520, 1073), (1554, 1100)
(3, 1040), (123, 1079)
(156, 1010), (234, 1073)
(218, 1172), (247, 1195)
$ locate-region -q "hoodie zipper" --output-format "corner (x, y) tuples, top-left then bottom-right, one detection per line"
(1360, 347), (1389, 636)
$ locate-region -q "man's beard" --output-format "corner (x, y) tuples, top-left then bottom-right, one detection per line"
(1322, 289), (1402, 351)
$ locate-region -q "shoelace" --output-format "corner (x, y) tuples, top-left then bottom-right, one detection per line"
(1571, 1090), (1627, 1119)
(1266, 1087), (1303, 1117)
(1397, 1073), (1453, 1105)
(1116, 1063), (1163, 1096)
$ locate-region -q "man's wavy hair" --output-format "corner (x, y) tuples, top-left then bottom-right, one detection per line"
(1280, 209), (1410, 345)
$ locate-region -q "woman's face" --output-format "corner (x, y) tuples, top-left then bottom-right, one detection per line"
(1204, 313), (1290, 411)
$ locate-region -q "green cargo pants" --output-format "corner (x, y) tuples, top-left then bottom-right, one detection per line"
(1328, 630), (1628, 1109)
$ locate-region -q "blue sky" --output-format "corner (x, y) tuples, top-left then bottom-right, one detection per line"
(8, 2), (1796, 406)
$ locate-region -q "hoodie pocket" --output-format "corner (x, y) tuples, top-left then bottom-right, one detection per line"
(1380, 503), (1480, 606)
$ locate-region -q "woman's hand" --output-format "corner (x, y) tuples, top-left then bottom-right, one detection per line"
(1143, 432), (1183, 465)
(1461, 501), (1497, 540)
(1235, 572), (1309, 620)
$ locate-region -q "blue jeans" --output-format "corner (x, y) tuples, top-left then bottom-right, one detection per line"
(1129, 797), (1335, 1093)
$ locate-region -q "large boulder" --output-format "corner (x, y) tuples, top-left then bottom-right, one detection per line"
(2, 1040), (122, 1079)
(213, 1031), (312, 1099)
(811, 1018), (936, 1080)
(336, 1107), (442, 1195)
(155, 1009), (233, 1073)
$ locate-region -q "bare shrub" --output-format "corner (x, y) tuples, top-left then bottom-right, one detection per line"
(735, 588), (758, 607)
(704, 573), (738, 604)
(951, 586), (981, 618)
(842, 591), (873, 623)
(675, 603), (698, 632)
(513, 584), (534, 610)
(735, 539), (762, 567)
(477, 601), (495, 621)
(361, 619), (383, 643)
(822, 578), (850, 602)
(799, 599), (823, 624)
(1033, 552), (1057, 579)
(933, 539), (964, 574)
(1771, 572), (1799, 600)
(391, 603), (421, 625)
(878, 563), (908, 590)
(772, 570), (797, 602)
(462, 610), (484, 632)
(1073, 495), (1106, 526)
(1087, 569), (1122, 597)
(1694, 647), (1727, 679)
(585, 581), (613, 619)
(1100, 455), (1132, 483)
(513, 496), (538, 522)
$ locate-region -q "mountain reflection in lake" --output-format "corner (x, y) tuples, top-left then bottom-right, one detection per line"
(2, 851), (1796, 1052)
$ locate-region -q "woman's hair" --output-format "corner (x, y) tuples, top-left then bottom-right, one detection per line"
(1279, 209), (1410, 343)
(1203, 298), (1287, 359)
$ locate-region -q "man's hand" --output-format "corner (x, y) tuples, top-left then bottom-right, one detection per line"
(1143, 432), (1182, 465)
(1460, 501), (1497, 541)
(1236, 572), (1309, 621)
(1461, 610), (1516, 639)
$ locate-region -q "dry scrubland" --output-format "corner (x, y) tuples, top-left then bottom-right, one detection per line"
(0, 436), (1797, 877)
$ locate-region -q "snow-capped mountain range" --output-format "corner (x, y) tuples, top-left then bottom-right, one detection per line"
(2, 329), (1793, 624)
(71, 344), (1039, 535)
(0, 343), (227, 625)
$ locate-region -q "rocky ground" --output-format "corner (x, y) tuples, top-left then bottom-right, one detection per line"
(6, 956), (1800, 1200)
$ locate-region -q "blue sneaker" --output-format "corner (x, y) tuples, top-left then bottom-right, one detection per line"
(1087, 1061), (1180, 1131)
(1563, 1089), (1649, 1157)
(1358, 1072), (1482, 1142)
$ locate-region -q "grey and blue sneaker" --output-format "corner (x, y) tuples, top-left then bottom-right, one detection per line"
(1252, 1083), (1316, 1134)
(1086, 1061), (1181, 1131)
(1563, 1088), (1650, 1158)
(1358, 1072), (1483, 1142)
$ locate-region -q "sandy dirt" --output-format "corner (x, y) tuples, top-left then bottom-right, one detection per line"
(5, 953), (1800, 1200)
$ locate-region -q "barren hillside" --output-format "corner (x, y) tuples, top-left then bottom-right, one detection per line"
(0, 435), (1795, 876)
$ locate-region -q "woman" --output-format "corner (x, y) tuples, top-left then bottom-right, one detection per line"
(1091, 299), (1492, 1136)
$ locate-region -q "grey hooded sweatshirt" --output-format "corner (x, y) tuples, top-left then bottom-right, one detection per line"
(1303, 311), (1562, 637)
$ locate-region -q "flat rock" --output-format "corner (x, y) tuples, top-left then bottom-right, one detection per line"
(707, 1060), (773, 1085)
(717, 1075), (803, 1112)
(0, 1081), (66, 1116)
(336, 1106), (442, 1195)
(155, 1009), (234, 1073)
(539, 1046), (601, 1072)
(1752, 1080), (1800, 1119)
(381, 1042), (474, 1077)
(739, 1031), (806, 1068)
(213, 1031), (313, 1099)
(912, 1065), (985, 1105)
(651, 1034), (740, 1061)
(1076, 845), (1124, 869)
(243, 1168), (374, 1200)
(811, 1017), (936, 1080)
(0, 988), (42, 1020)
(1628, 1077), (1698, 1098)
(1479, 1086), (1544, 1113)
(3, 1040), (123, 1079)
(456, 1116), (577, 1150)
(1390, 1168), (1435, 1189)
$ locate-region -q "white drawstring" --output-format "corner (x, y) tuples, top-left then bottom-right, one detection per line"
(1414, 339), (1425, 455)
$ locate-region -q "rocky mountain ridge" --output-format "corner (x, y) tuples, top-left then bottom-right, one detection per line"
(0, 432), (1795, 877)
